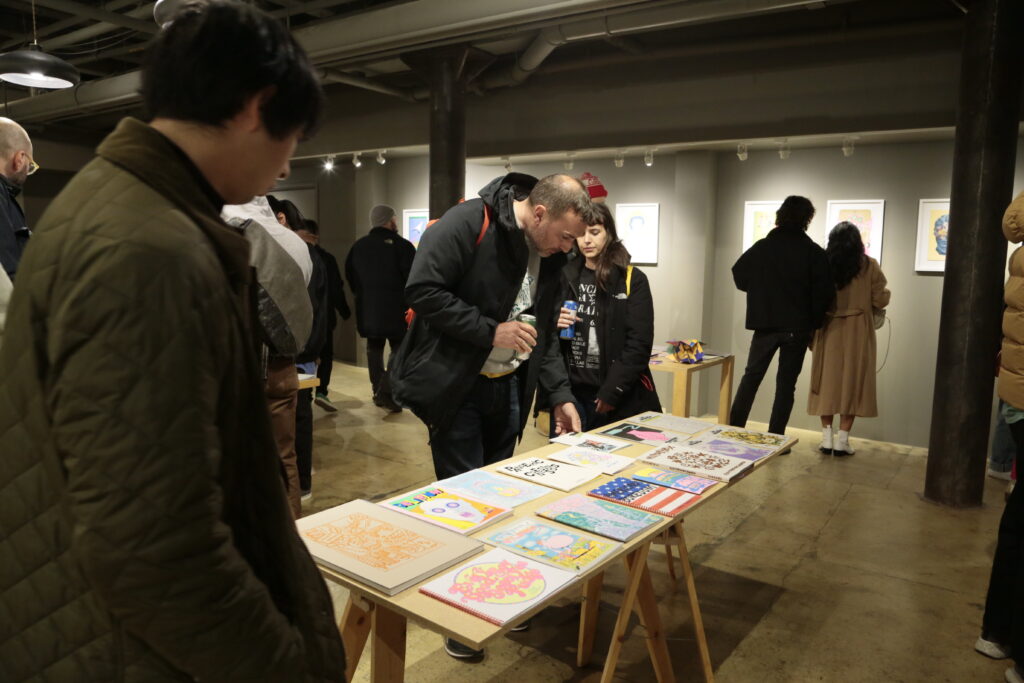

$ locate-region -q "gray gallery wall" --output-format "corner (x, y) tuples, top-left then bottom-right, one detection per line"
(325, 135), (1024, 448)
(710, 139), (1024, 447)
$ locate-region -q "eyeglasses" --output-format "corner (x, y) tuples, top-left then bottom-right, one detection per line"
(21, 151), (39, 176)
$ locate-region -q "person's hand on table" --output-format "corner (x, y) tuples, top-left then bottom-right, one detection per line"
(552, 402), (582, 434)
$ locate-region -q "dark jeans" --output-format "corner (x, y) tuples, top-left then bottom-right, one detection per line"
(549, 384), (612, 436)
(729, 330), (811, 435)
(367, 334), (405, 398)
(983, 419), (1024, 654)
(296, 387), (313, 491)
(430, 374), (520, 480)
(316, 325), (335, 394)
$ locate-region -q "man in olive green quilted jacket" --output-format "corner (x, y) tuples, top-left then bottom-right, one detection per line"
(0, 3), (346, 681)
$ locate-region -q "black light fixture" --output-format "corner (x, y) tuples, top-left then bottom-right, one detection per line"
(0, 0), (80, 89)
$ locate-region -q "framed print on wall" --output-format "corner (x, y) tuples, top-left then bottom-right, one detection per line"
(402, 208), (429, 248)
(915, 199), (950, 273)
(742, 200), (782, 252)
(826, 199), (885, 264)
(614, 203), (659, 264)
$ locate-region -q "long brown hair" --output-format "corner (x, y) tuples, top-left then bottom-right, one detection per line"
(589, 203), (631, 292)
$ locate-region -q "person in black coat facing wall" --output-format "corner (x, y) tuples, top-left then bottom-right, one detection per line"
(729, 195), (834, 436)
(545, 202), (661, 430)
(344, 204), (416, 411)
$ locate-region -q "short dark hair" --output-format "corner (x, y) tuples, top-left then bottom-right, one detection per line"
(776, 195), (815, 231)
(141, 1), (323, 140)
(304, 218), (319, 236)
(529, 174), (600, 225)
(266, 195), (305, 230)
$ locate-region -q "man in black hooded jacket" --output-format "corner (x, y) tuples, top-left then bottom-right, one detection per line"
(390, 172), (596, 659)
(391, 173), (597, 473)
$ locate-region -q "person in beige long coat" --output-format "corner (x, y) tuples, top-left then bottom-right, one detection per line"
(808, 221), (891, 456)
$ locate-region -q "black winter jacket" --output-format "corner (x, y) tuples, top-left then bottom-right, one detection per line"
(297, 244), (329, 363)
(0, 175), (29, 279)
(540, 256), (661, 419)
(390, 173), (575, 435)
(344, 227), (415, 339)
(732, 226), (834, 332)
(316, 244), (350, 330)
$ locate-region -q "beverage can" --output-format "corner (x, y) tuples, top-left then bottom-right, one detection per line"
(559, 301), (578, 339)
(515, 313), (537, 361)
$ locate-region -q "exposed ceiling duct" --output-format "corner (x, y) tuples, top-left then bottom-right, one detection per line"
(1, 0), (857, 123)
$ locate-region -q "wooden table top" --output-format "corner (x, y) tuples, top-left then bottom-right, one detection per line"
(317, 416), (793, 649)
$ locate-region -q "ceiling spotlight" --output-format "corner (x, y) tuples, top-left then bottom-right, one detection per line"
(842, 137), (856, 157)
(376, 150), (387, 165)
(564, 152), (575, 171)
(643, 149), (654, 167)
(736, 143), (749, 161)
(502, 156), (512, 173)
(614, 151), (625, 168)
(352, 153), (362, 168)
(777, 140), (791, 160)
(322, 155), (335, 171)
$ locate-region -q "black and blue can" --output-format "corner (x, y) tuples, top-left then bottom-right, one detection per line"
(559, 300), (579, 339)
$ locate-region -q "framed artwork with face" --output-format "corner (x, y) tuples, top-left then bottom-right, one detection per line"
(915, 199), (950, 273)
(614, 203), (659, 264)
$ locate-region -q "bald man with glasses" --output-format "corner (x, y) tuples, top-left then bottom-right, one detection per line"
(0, 117), (36, 280)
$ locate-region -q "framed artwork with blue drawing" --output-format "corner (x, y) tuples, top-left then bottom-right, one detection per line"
(915, 199), (950, 273)
(403, 208), (429, 248)
(614, 203), (659, 264)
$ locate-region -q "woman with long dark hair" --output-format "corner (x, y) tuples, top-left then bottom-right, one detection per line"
(547, 202), (661, 431)
(807, 221), (890, 455)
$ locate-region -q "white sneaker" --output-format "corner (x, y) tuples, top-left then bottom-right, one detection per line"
(989, 468), (1013, 481)
(976, 635), (1011, 659)
(834, 430), (855, 456)
(1006, 666), (1024, 683)
(819, 426), (833, 454)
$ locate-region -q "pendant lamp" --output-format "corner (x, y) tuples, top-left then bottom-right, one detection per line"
(0, 0), (80, 90)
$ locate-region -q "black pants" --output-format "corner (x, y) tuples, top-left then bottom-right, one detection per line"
(367, 334), (405, 398)
(983, 419), (1024, 655)
(296, 387), (313, 492)
(729, 330), (811, 435)
(430, 374), (520, 480)
(316, 325), (335, 394)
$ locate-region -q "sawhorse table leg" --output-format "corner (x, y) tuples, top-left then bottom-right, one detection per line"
(578, 571), (605, 667)
(628, 550), (676, 683)
(674, 521), (714, 682)
(339, 595), (408, 683)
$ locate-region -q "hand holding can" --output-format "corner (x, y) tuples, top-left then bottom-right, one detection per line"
(559, 301), (579, 339)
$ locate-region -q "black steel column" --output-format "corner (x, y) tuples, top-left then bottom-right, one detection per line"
(428, 49), (466, 219)
(924, 0), (1023, 507)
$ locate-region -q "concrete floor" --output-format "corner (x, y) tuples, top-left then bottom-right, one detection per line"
(306, 362), (1011, 683)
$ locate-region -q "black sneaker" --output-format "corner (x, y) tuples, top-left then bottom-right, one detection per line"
(443, 637), (484, 660)
(378, 393), (403, 413)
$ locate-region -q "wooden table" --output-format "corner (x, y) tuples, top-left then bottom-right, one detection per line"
(323, 420), (792, 683)
(649, 354), (734, 424)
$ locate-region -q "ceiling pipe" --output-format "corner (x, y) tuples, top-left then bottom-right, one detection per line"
(1, 0), (862, 122)
(319, 68), (417, 102)
(42, 3), (156, 50)
(11, 0), (158, 34)
(0, 0), (147, 51)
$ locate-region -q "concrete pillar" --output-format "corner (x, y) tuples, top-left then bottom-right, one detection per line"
(924, 0), (1023, 507)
